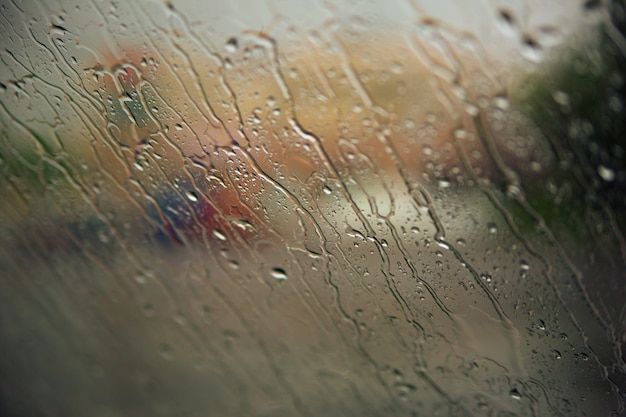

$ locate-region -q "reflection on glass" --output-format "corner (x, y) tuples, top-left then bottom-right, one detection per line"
(0, 1), (624, 416)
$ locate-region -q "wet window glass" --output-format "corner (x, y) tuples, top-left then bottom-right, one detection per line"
(1, 1), (624, 416)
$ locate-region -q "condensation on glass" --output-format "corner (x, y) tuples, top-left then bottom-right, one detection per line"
(0, 1), (624, 416)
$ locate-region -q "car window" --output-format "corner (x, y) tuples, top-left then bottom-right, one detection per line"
(0, 1), (624, 416)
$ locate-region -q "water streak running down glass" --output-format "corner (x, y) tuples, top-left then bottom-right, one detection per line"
(0, 1), (625, 416)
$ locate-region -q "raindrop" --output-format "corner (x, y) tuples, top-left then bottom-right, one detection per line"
(231, 219), (254, 231)
(159, 343), (174, 360)
(173, 314), (188, 328)
(437, 241), (450, 250)
(395, 382), (416, 400)
(464, 103), (479, 116)
(506, 184), (521, 197)
(480, 273), (493, 283)
(270, 267), (288, 281)
(493, 95), (510, 110)
(583, 0), (601, 10)
(134, 274), (147, 284)
(536, 319), (546, 331)
(438, 179), (451, 189)
(186, 190), (198, 202)
(142, 303), (155, 317)
(322, 185), (332, 195)
(225, 37), (238, 53)
(509, 388), (522, 400)
(487, 222), (498, 234)
(454, 129), (468, 140)
(391, 62), (404, 74)
(213, 229), (227, 241)
(521, 34), (543, 62)
(98, 229), (111, 243)
(523, 34), (540, 49)
(498, 9), (515, 26)
(553, 91), (570, 106)
(609, 96), (623, 112)
(598, 165), (615, 181)
(552, 349), (562, 359)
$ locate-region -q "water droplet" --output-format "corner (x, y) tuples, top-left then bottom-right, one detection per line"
(98, 229), (111, 243)
(225, 37), (238, 53)
(322, 185), (332, 195)
(552, 349), (562, 359)
(270, 267), (288, 280)
(143, 303), (155, 317)
(391, 62), (404, 74)
(186, 190), (198, 202)
(437, 241), (450, 250)
(509, 388), (522, 400)
(519, 260), (530, 270)
(536, 319), (546, 331)
(487, 222), (498, 234)
(553, 90), (570, 106)
(464, 103), (479, 116)
(159, 343), (174, 360)
(213, 229), (227, 241)
(598, 165), (615, 181)
(506, 184), (521, 197)
(231, 219), (254, 232)
(498, 9), (515, 26)
(521, 35), (543, 62)
(454, 129), (468, 140)
(493, 95), (510, 110)
(480, 273), (493, 283)
(171, 312), (188, 327)
(584, 0), (601, 9)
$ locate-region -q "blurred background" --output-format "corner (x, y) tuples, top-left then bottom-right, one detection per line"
(0, 0), (625, 416)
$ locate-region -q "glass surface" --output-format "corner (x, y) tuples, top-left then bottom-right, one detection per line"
(0, 1), (624, 416)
